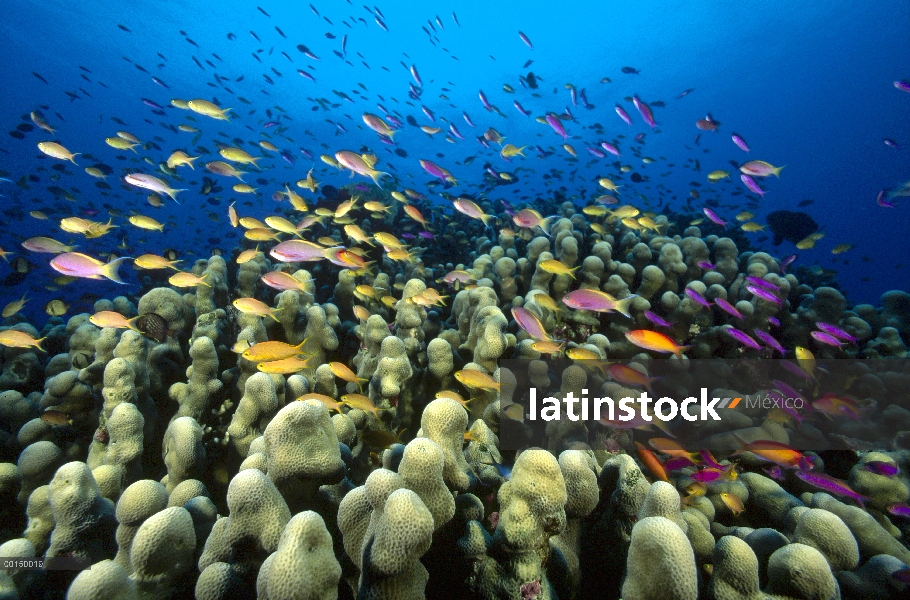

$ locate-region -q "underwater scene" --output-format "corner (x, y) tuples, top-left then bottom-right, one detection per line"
(0, 0), (909, 598)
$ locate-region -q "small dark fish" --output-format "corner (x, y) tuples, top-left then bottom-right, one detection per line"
(325, 32), (336, 39)
(40, 410), (72, 426)
(185, 37), (198, 48)
(32, 72), (49, 84)
(250, 30), (261, 42)
(621, 66), (639, 74)
(275, 26), (286, 38)
(227, 32), (237, 40)
(134, 312), (170, 343)
(523, 59), (534, 68)
(310, 3), (319, 15)
(118, 24), (131, 33)
(677, 88), (694, 98)
(257, 6), (270, 16)
(797, 199), (814, 207)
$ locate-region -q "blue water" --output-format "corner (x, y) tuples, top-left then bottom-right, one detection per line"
(1, 0), (908, 321)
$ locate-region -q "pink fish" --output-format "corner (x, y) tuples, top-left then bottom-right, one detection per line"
(702, 207), (726, 226)
(586, 147), (606, 158)
(724, 328), (762, 350)
(740, 174), (766, 197)
(697, 261), (716, 270)
(714, 297), (744, 320)
(768, 316), (781, 327)
(745, 276), (779, 291)
(615, 105), (632, 126)
(887, 503), (910, 518)
(816, 322), (857, 344)
(794, 470), (869, 507)
(746, 285), (781, 305)
(600, 141), (620, 156)
(779, 254), (796, 273)
(511, 307), (551, 341)
(518, 31), (533, 49)
(731, 133), (750, 152)
(690, 468), (724, 483)
(50, 252), (129, 284)
(270, 240), (327, 262)
(864, 461), (898, 477)
(684, 287), (712, 308)
(810, 331), (845, 348)
(419, 159), (456, 184)
(561, 289), (637, 317)
(664, 457), (696, 471)
(545, 113), (568, 140)
(753, 330), (786, 356)
(631, 96), (656, 128)
(877, 189), (895, 208)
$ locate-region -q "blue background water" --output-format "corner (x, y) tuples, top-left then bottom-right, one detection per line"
(1, 0), (908, 323)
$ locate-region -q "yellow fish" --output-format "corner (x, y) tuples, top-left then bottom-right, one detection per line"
(454, 369), (500, 392)
(2, 294), (28, 318)
(187, 99), (232, 120)
(128, 215), (164, 231)
(133, 254), (181, 270)
(707, 170), (730, 181)
(168, 272), (211, 288)
(243, 339), (309, 362)
(538, 259), (579, 278)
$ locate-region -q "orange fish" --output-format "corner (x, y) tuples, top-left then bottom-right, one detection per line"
(734, 439), (812, 470)
(635, 441), (669, 482)
(624, 330), (690, 358)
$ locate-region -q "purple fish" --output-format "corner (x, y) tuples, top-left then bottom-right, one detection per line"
(815, 322), (857, 344)
(864, 461), (899, 477)
(463, 111), (475, 127)
(768, 316), (781, 327)
(697, 260), (716, 270)
(690, 469), (724, 483)
(418, 231), (434, 239)
(664, 457), (695, 471)
(586, 147), (606, 158)
(600, 141), (620, 156)
(811, 331), (845, 348)
(725, 328), (762, 350)
(745, 276), (779, 291)
(764, 465), (784, 480)
(643, 310), (671, 327)
(731, 133), (750, 152)
(518, 31), (533, 49)
(354, 184), (370, 191)
(685, 287), (712, 308)
(280, 150), (294, 165)
(449, 124), (463, 139)
(514, 101), (530, 117)
(545, 113), (568, 140)
(141, 97), (164, 109)
(780, 361), (813, 381)
(401, 233), (416, 240)
(772, 380), (803, 404)
(895, 80), (910, 93)
(703, 207), (726, 226)
(299, 148), (314, 159)
(893, 568), (910, 584)
(746, 285), (782, 305)
(631, 95), (656, 128)
(887, 503), (910, 518)
(753, 330), (786, 356)
(740, 173), (766, 197)
(615, 105), (632, 126)
(263, 121), (279, 128)
(877, 189), (895, 208)
(700, 450), (723, 470)
(478, 90), (493, 111)
(794, 470), (869, 507)
(714, 297), (744, 319)
(780, 254), (796, 274)
(422, 105), (435, 122)
(884, 138), (900, 149)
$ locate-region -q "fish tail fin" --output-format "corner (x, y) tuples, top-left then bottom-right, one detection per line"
(165, 188), (186, 203)
(34, 337), (47, 352)
(369, 170), (390, 189)
(200, 272), (212, 287)
(615, 294), (639, 318)
(68, 153), (81, 165)
(102, 257), (131, 284)
(773, 166), (785, 177)
(125, 315), (143, 333)
(673, 345), (692, 359)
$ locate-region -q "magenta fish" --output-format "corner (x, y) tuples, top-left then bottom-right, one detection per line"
(518, 31), (533, 49)
(779, 254), (796, 273)
(664, 457), (695, 471)
(684, 287), (712, 308)
(514, 101), (530, 116)
(714, 297), (744, 320)
(753, 330), (786, 356)
(724, 328), (762, 350)
(764, 465), (784, 480)
(780, 361), (813, 381)
(815, 322), (857, 344)
(864, 461), (899, 477)
(731, 133), (750, 152)
(740, 173), (766, 197)
(600, 141), (620, 156)
(643, 311), (671, 327)
(887, 503), (910, 518)
(545, 113), (568, 140)
(768, 316), (781, 327)
(511, 306), (551, 341)
(702, 207), (726, 226)
(690, 468), (724, 483)
(794, 470), (869, 507)
(745, 276), (779, 291)
(418, 231), (434, 239)
(894, 80), (910, 93)
(631, 96), (656, 128)
(746, 285), (781, 305)
(615, 105), (632, 126)
(877, 189), (895, 208)
(401, 233), (416, 240)
(810, 331), (845, 348)
(478, 90), (493, 112)
(586, 147), (606, 158)
(697, 261), (716, 270)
